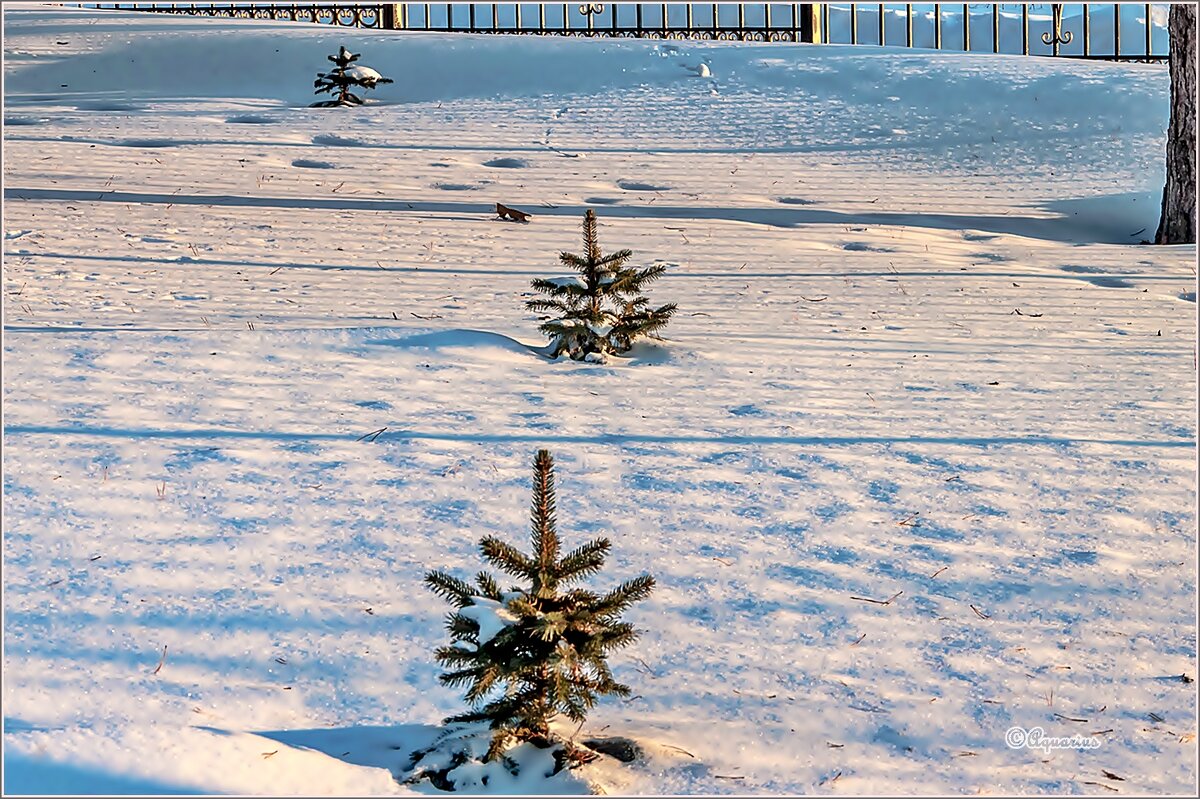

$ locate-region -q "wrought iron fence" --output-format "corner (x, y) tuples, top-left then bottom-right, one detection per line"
(88, 3), (391, 26)
(83, 3), (1171, 60)
(817, 3), (1168, 60)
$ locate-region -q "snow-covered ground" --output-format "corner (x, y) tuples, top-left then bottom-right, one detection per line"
(3, 4), (1197, 795)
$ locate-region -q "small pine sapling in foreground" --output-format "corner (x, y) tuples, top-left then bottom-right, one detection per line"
(422, 449), (655, 769)
(527, 209), (676, 362)
(312, 45), (393, 107)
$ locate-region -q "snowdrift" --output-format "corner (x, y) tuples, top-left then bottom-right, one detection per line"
(2, 5), (1194, 797)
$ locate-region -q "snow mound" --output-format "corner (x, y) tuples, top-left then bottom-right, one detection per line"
(3, 9), (698, 105)
(405, 724), (594, 795)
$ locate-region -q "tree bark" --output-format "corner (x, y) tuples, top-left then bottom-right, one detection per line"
(1156, 4), (1197, 245)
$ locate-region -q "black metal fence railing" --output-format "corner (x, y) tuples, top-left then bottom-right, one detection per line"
(82, 4), (1171, 61)
(101, 3), (391, 27)
(816, 3), (1169, 60)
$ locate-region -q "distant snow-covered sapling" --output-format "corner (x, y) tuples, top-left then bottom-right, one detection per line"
(312, 45), (393, 107)
(527, 209), (676, 362)
(414, 449), (654, 785)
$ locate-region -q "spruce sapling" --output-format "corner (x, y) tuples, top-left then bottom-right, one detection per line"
(527, 209), (676, 362)
(424, 449), (655, 764)
(312, 45), (393, 107)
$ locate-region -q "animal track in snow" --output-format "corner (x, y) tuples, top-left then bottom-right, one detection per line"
(291, 159), (337, 169)
(1088, 277), (1133, 288)
(312, 133), (366, 147)
(433, 181), (493, 191)
(617, 179), (670, 192)
(842, 242), (896, 253)
(482, 157), (529, 169)
(1060, 265), (1134, 288)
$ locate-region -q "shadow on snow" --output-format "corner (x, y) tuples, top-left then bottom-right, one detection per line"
(3, 187), (1160, 244)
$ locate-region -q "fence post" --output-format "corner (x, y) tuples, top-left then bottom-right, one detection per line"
(383, 3), (399, 28)
(802, 3), (821, 43)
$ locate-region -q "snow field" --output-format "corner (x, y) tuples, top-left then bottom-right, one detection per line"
(3, 6), (1197, 795)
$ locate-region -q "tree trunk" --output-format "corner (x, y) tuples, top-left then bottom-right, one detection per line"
(1156, 4), (1197, 245)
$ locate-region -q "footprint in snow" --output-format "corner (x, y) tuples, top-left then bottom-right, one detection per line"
(291, 159), (337, 169)
(1060, 265), (1133, 288)
(312, 133), (365, 147)
(842, 242), (896, 253)
(482, 157), (529, 169)
(433, 182), (490, 191)
(617, 179), (670, 192)
(584, 197), (621, 205)
(1061, 549), (1099, 566)
(1085, 276), (1134, 288)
